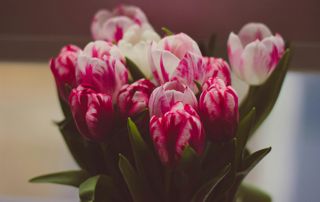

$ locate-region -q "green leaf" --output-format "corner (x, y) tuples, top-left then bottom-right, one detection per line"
(239, 49), (291, 138)
(191, 164), (231, 202)
(238, 147), (272, 176)
(125, 57), (146, 81)
(193, 80), (202, 96)
(59, 118), (106, 173)
(79, 175), (123, 202)
(237, 183), (272, 202)
(207, 34), (217, 56)
(127, 118), (162, 198)
(118, 154), (151, 202)
(179, 146), (199, 167)
(236, 108), (256, 164)
(29, 170), (90, 187)
(161, 27), (174, 36)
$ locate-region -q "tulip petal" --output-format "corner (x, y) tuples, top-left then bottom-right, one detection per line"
(238, 23), (272, 46)
(172, 52), (205, 93)
(150, 49), (180, 84)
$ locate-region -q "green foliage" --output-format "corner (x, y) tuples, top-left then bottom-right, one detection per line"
(30, 170), (90, 187)
(161, 27), (174, 36)
(125, 57), (146, 81)
(118, 154), (152, 202)
(237, 183), (272, 202)
(58, 118), (106, 174)
(79, 175), (124, 202)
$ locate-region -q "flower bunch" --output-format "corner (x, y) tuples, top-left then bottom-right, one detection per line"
(32, 4), (291, 202)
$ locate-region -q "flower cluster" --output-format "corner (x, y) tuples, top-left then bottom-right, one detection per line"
(50, 5), (285, 168)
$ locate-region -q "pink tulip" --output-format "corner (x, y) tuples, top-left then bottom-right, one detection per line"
(228, 22), (285, 85)
(203, 57), (231, 86)
(50, 45), (81, 101)
(148, 80), (198, 117)
(91, 5), (150, 42)
(150, 102), (205, 166)
(172, 55), (232, 93)
(148, 33), (202, 85)
(69, 85), (114, 141)
(117, 79), (155, 117)
(199, 77), (239, 141)
(77, 41), (128, 102)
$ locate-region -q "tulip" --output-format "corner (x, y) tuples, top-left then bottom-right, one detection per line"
(203, 57), (231, 86)
(150, 102), (205, 166)
(91, 5), (151, 42)
(69, 85), (114, 141)
(148, 80), (198, 117)
(77, 41), (128, 102)
(118, 24), (160, 78)
(117, 79), (155, 117)
(227, 22), (285, 85)
(199, 77), (239, 141)
(50, 44), (81, 101)
(148, 33), (202, 85)
(172, 56), (232, 93)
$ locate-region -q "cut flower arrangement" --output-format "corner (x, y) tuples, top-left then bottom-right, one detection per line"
(30, 4), (291, 202)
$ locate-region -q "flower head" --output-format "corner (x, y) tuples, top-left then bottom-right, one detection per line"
(228, 22), (285, 85)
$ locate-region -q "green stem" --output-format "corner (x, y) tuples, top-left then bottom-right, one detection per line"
(165, 168), (173, 202)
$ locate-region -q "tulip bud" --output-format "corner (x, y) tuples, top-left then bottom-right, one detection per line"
(91, 5), (150, 42)
(69, 85), (114, 141)
(148, 80), (198, 117)
(172, 55), (232, 93)
(77, 41), (128, 102)
(117, 79), (155, 117)
(148, 33), (202, 85)
(203, 57), (231, 86)
(50, 45), (81, 101)
(150, 102), (205, 166)
(199, 77), (239, 141)
(227, 22), (285, 85)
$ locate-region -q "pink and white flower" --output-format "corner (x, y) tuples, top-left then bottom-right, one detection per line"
(228, 22), (285, 85)
(199, 77), (239, 141)
(50, 45), (81, 101)
(148, 33), (202, 85)
(91, 5), (151, 43)
(117, 79), (155, 118)
(150, 102), (205, 166)
(148, 80), (198, 117)
(69, 85), (114, 141)
(76, 41), (128, 102)
(172, 56), (232, 93)
(118, 24), (160, 78)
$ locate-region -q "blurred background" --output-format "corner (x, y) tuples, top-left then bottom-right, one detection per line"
(0, 0), (319, 201)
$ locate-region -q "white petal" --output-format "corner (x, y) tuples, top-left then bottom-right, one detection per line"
(238, 22), (272, 46)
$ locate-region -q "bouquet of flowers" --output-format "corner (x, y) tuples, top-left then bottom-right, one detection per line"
(30, 4), (291, 202)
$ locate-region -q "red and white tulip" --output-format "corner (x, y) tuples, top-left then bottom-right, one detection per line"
(148, 80), (198, 117)
(228, 22), (285, 85)
(172, 56), (232, 93)
(77, 41), (128, 102)
(69, 85), (114, 141)
(148, 33), (202, 85)
(199, 77), (239, 141)
(91, 5), (151, 43)
(50, 45), (81, 101)
(150, 102), (205, 166)
(117, 79), (155, 118)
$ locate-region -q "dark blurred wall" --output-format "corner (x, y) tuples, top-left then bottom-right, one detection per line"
(1, 0), (319, 41)
(0, 0), (319, 67)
